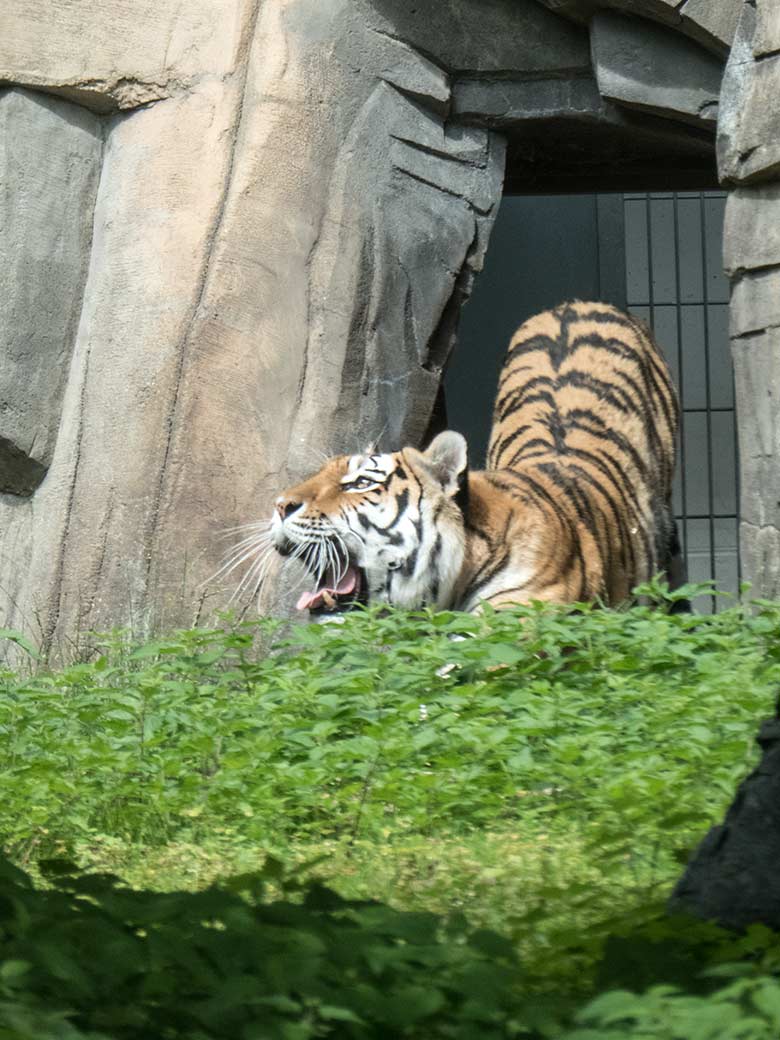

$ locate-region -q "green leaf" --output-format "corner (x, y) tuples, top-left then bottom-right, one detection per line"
(0, 629), (39, 659)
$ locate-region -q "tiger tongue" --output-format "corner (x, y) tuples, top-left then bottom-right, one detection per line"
(296, 565), (359, 612)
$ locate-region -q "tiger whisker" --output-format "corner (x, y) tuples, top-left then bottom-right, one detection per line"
(207, 535), (273, 586)
(220, 530), (274, 555)
(233, 546), (276, 603)
(219, 520), (274, 535)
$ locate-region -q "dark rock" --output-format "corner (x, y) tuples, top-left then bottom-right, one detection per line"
(368, 0), (591, 74)
(535, 0), (740, 55)
(591, 11), (724, 128)
(671, 704), (780, 930)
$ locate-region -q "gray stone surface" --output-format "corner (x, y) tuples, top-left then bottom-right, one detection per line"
(678, 0), (742, 52)
(730, 268), (780, 338)
(591, 11), (724, 127)
(534, 0), (741, 54)
(732, 329), (780, 529)
(0, 0), (251, 112)
(731, 55), (780, 181)
(287, 82), (504, 471)
(718, 1), (780, 183)
(370, 0), (590, 73)
(671, 709), (780, 929)
(753, 0), (780, 59)
(723, 185), (780, 275)
(453, 74), (608, 126)
(731, 328), (780, 597)
(717, 0), (755, 180)
(0, 88), (102, 496)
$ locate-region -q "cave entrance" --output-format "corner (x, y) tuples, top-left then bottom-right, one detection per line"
(444, 189), (738, 614)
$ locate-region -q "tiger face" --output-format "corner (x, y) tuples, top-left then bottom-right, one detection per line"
(271, 431), (468, 613)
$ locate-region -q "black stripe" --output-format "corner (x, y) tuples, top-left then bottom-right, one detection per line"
(535, 462), (600, 539)
(487, 424), (532, 469)
(496, 374), (555, 420)
(565, 409), (648, 479)
(386, 488), (409, 530)
(555, 370), (634, 414)
(566, 306), (636, 329)
(565, 460), (645, 578)
(505, 333), (559, 364)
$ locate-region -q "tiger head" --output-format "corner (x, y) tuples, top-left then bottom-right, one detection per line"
(271, 431), (469, 613)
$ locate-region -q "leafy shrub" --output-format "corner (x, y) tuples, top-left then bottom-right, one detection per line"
(0, 854), (532, 1040)
(0, 595), (776, 863)
(1, 855), (780, 1040)
(2, 590), (780, 1036)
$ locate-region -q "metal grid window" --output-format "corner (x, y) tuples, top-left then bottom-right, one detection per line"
(624, 191), (738, 613)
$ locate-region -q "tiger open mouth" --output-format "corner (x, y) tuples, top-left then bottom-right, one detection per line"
(295, 562), (365, 612)
(276, 537), (367, 613)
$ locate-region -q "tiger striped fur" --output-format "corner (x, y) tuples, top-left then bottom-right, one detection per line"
(265, 300), (682, 613)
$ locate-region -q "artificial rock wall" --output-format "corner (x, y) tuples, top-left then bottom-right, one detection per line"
(720, 0), (780, 600)
(0, 0), (773, 651)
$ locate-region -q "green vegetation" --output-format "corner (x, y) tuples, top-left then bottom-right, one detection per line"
(2, 585), (780, 1037)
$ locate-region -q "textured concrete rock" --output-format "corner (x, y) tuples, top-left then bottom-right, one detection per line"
(753, 0), (780, 59)
(678, 0), (742, 52)
(453, 74), (607, 126)
(732, 329), (780, 528)
(730, 268), (780, 338)
(591, 11), (723, 127)
(0, 0), (250, 112)
(672, 708), (780, 929)
(723, 185), (780, 275)
(741, 524), (780, 601)
(0, 0), (506, 645)
(1, 77), (247, 646)
(370, 0), (590, 73)
(0, 88), (102, 496)
(287, 82), (504, 471)
(717, 0), (755, 180)
(730, 56), (780, 181)
(718, 1), (780, 184)
(730, 328), (780, 597)
(535, 0), (741, 54)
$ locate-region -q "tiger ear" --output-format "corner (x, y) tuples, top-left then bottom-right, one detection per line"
(422, 430), (468, 496)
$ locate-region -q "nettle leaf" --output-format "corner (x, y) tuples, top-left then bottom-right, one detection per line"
(0, 629), (39, 659)
(576, 988), (647, 1025)
(751, 981), (780, 1025)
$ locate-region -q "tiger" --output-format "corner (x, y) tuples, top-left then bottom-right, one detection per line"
(267, 300), (683, 614)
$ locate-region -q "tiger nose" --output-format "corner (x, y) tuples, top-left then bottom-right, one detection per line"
(276, 497), (303, 520)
